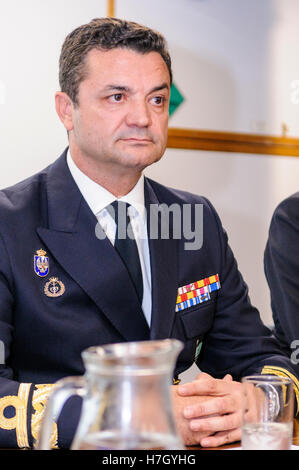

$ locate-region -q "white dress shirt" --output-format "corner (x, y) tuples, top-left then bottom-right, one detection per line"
(67, 150), (152, 326)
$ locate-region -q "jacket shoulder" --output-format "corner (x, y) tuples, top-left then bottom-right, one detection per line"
(270, 191), (299, 227)
(0, 163), (52, 215)
(146, 177), (213, 207)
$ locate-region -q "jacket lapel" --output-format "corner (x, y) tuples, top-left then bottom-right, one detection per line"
(144, 179), (179, 340)
(37, 151), (150, 342)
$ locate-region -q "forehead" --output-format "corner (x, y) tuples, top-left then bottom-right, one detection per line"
(83, 47), (171, 88)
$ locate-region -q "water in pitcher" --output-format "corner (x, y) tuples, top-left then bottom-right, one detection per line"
(36, 340), (185, 450)
(78, 431), (183, 450)
(242, 422), (292, 450)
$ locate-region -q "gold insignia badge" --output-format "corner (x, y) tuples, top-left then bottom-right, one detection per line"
(44, 277), (65, 298)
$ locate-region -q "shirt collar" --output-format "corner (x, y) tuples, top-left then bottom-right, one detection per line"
(66, 149), (145, 218)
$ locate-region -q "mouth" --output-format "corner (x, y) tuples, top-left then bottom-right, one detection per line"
(121, 138), (152, 143)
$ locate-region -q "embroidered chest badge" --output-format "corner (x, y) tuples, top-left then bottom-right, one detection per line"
(44, 277), (65, 298)
(34, 249), (49, 277)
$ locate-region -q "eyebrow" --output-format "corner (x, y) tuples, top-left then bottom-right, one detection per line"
(149, 82), (170, 93)
(103, 82), (170, 94)
(104, 85), (130, 92)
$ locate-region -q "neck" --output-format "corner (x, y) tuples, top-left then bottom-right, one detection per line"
(69, 148), (142, 198)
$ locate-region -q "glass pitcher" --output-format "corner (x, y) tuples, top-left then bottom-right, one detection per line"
(36, 339), (184, 450)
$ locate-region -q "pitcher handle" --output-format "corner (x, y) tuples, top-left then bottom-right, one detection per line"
(36, 375), (86, 450)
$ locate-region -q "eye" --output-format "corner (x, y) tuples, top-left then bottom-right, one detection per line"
(109, 93), (124, 102)
(151, 96), (165, 106)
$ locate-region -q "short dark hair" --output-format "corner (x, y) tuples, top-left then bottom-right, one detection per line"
(59, 17), (172, 105)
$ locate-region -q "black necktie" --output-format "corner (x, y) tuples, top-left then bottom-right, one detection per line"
(109, 201), (143, 303)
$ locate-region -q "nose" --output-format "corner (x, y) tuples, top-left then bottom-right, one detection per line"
(125, 99), (151, 128)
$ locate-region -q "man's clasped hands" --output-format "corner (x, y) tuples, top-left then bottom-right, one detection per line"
(172, 372), (244, 447)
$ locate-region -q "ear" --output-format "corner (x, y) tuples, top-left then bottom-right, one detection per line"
(55, 92), (74, 131)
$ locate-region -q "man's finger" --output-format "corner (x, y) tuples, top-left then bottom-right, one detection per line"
(223, 374), (233, 382)
(183, 394), (237, 419)
(195, 372), (212, 381)
(200, 428), (241, 448)
(178, 377), (233, 397)
(188, 410), (241, 433)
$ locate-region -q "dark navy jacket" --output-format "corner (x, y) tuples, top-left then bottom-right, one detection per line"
(265, 192), (299, 354)
(0, 149), (298, 448)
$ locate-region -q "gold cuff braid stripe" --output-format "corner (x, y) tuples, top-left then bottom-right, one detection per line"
(0, 383), (31, 447)
(262, 366), (299, 416)
(32, 384), (58, 448)
(0, 383), (58, 448)
(17, 384), (31, 447)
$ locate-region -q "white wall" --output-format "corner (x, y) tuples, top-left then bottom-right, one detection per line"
(0, 0), (299, 329)
(0, 0), (107, 185)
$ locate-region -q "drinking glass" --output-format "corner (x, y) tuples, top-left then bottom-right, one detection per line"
(242, 375), (294, 450)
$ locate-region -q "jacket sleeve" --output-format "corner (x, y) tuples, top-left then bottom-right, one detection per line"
(197, 198), (299, 413)
(0, 380), (57, 448)
(264, 194), (299, 351)
(0, 233), (60, 448)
